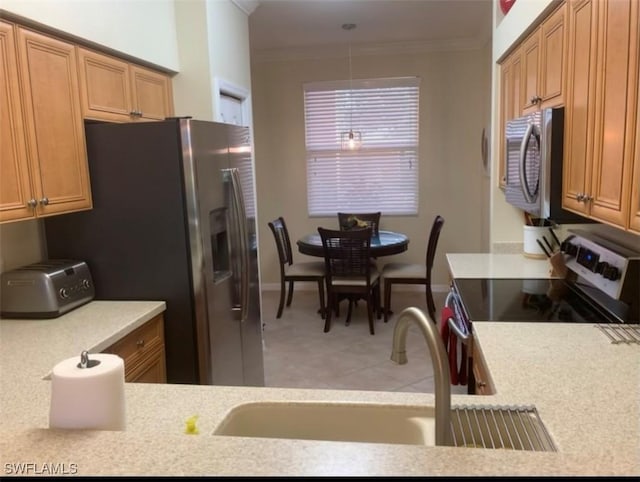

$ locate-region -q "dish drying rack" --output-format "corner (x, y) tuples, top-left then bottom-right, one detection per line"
(595, 324), (640, 344)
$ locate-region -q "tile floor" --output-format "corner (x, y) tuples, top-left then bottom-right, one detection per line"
(261, 288), (468, 394)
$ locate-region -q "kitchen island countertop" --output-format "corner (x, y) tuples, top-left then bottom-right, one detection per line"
(0, 256), (638, 476)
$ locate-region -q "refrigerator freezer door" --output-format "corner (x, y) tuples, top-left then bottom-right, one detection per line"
(187, 121), (264, 386)
(228, 126), (264, 387)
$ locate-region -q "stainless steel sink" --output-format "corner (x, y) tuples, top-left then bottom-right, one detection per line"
(213, 401), (556, 451)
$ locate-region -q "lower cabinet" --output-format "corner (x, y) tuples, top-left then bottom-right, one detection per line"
(103, 314), (167, 383)
(471, 336), (495, 396)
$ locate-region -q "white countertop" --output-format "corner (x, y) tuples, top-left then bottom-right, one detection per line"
(0, 258), (638, 476)
(447, 253), (557, 279)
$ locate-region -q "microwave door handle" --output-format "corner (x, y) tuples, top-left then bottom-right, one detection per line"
(519, 122), (537, 203)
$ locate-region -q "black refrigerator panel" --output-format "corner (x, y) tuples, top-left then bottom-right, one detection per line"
(44, 120), (199, 384)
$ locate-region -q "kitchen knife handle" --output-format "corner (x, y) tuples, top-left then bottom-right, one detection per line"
(548, 228), (562, 249)
(536, 238), (551, 258)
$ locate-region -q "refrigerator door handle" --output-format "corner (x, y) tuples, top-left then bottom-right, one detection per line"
(226, 168), (250, 322)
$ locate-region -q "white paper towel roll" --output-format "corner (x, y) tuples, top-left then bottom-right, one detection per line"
(49, 353), (126, 431)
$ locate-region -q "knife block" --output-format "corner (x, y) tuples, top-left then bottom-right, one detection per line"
(523, 225), (549, 259)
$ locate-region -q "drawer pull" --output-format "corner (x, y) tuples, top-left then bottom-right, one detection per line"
(136, 339), (145, 347)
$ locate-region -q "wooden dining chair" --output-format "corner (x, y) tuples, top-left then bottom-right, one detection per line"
(318, 226), (381, 335)
(381, 215), (445, 323)
(268, 217), (326, 319)
(337, 212), (381, 236)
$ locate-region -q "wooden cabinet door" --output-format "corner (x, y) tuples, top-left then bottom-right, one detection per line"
(498, 48), (522, 188)
(127, 346), (167, 383)
(588, 0), (638, 228)
(130, 65), (173, 121)
(522, 29), (541, 113)
(77, 47), (133, 122)
(630, 6), (640, 235)
(0, 22), (33, 223)
(539, 3), (567, 106)
(630, 90), (640, 232)
(103, 314), (166, 383)
(563, 0), (597, 216)
(16, 28), (92, 217)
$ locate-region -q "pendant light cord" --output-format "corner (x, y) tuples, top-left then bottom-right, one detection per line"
(343, 23), (356, 135)
(348, 42), (353, 132)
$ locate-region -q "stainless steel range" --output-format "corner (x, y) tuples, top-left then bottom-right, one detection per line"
(444, 229), (639, 394)
(449, 230), (639, 327)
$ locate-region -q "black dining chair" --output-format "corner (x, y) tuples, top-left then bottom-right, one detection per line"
(337, 212), (381, 237)
(381, 215), (445, 323)
(318, 226), (381, 335)
(268, 217), (326, 319)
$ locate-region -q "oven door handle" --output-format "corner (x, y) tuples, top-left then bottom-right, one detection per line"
(445, 289), (471, 343)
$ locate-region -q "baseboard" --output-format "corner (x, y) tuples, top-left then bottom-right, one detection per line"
(261, 282), (450, 293)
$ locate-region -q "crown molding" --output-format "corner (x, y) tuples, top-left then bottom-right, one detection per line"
(231, 0), (260, 16)
(251, 35), (490, 63)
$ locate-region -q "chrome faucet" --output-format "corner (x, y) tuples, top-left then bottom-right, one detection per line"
(390, 307), (452, 446)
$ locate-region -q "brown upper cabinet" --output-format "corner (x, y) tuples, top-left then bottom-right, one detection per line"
(522, 3), (567, 113)
(78, 47), (174, 122)
(630, 76), (640, 234)
(498, 47), (522, 188)
(563, 0), (639, 230)
(497, 3), (566, 189)
(0, 22), (92, 223)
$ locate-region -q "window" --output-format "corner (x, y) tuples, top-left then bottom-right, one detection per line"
(304, 77), (419, 216)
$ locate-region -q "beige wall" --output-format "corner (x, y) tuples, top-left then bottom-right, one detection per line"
(173, 0), (253, 121)
(252, 45), (492, 289)
(1, 0), (179, 71)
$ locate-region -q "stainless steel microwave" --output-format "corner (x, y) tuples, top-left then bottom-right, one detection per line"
(504, 107), (589, 224)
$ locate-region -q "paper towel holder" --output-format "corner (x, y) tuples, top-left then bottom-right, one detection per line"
(77, 350), (101, 369)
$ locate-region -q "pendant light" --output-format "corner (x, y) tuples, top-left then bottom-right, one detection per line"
(340, 23), (362, 151)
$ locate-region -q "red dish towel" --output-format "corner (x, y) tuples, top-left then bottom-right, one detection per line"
(440, 306), (459, 385)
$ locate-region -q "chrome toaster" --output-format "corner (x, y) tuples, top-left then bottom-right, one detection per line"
(0, 260), (95, 318)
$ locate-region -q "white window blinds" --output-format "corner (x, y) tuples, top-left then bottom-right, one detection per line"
(304, 77), (420, 216)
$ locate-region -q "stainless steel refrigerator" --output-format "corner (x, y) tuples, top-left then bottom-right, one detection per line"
(44, 119), (264, 386)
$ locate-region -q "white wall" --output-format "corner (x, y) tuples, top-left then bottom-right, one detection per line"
(172, 0), (252, 121)
(1, 0), (179, 71)
(252, 44), (492, 289)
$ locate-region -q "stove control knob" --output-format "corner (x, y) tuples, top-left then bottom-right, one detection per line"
(603, 266), (620, 281)
(59, 288), (69, 299)
(561, 241), (579, 257)
(596, 261), (609, 275)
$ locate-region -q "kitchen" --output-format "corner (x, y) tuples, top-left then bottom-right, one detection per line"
(1, 0), (639, 476)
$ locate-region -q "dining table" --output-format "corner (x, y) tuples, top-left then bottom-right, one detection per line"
(296, 229), (409, 258)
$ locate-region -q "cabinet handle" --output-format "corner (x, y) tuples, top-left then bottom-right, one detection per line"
(583, 194), (593, 202)
(136, 339), (145, 347)
(530, 95), (542, 104)
(39, 197), (49, 206)
(477, 380), (486, 387)
(27, 198), (37, 208)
